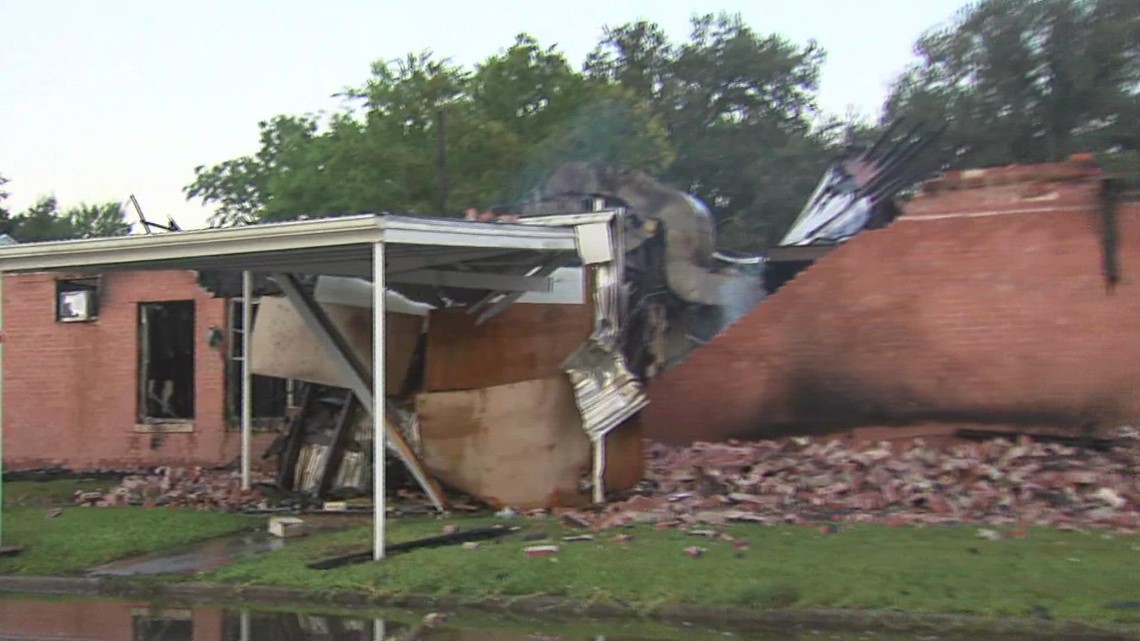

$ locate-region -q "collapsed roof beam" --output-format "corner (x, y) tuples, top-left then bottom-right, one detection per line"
(272, 272), (446, 513)
(470, 254), (576, 325)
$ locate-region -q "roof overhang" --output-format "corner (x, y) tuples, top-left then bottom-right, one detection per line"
(0, 214), (583, 278)
(0, 211), (624, 310)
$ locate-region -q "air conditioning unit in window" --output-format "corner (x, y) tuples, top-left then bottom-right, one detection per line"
(58, 288), (95, 322)
(56, 277), (101, 323)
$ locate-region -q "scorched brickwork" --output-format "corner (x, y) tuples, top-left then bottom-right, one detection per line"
(644, 159), (1140, 444)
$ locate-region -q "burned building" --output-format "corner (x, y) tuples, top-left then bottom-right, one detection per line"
(1, 269), (284, 469)
(643, 156), (1140, 444)
(0, 137), (944, 511)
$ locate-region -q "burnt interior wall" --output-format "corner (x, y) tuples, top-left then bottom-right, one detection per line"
(643, 167), (1140, 445)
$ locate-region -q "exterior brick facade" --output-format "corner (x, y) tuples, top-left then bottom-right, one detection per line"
(2, 269), (275, 469)
(643, 159), (1140, 444)
(0, 597), (225, 641)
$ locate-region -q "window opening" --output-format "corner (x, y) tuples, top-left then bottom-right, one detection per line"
(227, 296), (294, 428)
(56, 276), (100, 322)
(138, 301), (196, 421)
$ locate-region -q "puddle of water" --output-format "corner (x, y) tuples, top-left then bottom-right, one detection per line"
(0, 595), (1041, 641)
(87, 532), (285, 577)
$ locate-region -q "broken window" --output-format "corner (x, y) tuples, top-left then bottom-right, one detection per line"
(138, 301), (195, 422)
(55, 276), (100, 322)
(227, 297), (294, 428)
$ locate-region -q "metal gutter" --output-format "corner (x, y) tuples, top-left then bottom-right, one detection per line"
(0, 215), (383, 273)
(0, 214), (579, 274)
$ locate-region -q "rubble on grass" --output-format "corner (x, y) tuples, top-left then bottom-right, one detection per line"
(60, 428), (1140, 536)
(71, 466), (272, 510)
(524, 545), (560, 558)
(553, 428), (1140, 533)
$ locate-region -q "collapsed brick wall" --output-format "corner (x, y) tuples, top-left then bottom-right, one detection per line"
(2, 270), (275, 470)
(643, 161), (1140, 445)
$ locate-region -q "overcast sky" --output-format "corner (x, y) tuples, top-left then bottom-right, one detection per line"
(0, 0), (970, 229)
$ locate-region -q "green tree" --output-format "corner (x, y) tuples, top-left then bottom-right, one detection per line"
(184, 19), (828, 250)
(471, 35), (673, 204)
(587, 14), (832, 248)
(185, 37), (674, 227)
(0, 174), (12, 238)
(62, 202), (133, 239)
(885, 0), (1140, 168)
(185, 114), (318, 226)
(0, 193), (130, 243)
(0, 174), (9, 219)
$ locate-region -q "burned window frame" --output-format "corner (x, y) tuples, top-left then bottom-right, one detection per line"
(55, 276), (101, 323)
(137, 300), (197, 429)
(225, 296), (296, 431)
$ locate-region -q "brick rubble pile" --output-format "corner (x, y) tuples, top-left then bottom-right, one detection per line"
(68, 430), (1140, 533)
(73, 466), (271, 510)
(567, 429), (1140, 532)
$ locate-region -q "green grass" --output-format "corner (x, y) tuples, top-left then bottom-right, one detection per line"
(3, 478), (112, 507)
(1, 480), (258, 575)
(201, 517), (1140, 623)
(3, 482), (1139, 625)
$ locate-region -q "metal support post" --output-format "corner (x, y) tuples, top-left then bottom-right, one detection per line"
(372, 241), (387, 561)
(241, 270), (252, 491)
(592, 437), (606, 504)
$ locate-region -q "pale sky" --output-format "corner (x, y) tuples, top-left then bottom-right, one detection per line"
(0, 0), (969, 229)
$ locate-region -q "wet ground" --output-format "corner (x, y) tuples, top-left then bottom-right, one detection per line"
(87, 531), (286, 577)
(87, 518), (361, 577)
(0, 595), (1091, 641)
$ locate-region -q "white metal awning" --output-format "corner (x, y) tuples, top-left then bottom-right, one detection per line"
(0, 213), (580, 278)
(0, 211), (615, 562)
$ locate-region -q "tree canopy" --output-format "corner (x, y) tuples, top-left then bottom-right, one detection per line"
(183, 2), (1137, 250)
(0, 176), (132, 243)
(885, 0), (1139, 168)
(185, 38), (676, 229)
(185, 14), (831, 249)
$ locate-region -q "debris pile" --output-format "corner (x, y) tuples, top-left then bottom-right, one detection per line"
(564, 429), (1140, 531)
(60, 429), (1140, 534)
(71, 467), (271, 510)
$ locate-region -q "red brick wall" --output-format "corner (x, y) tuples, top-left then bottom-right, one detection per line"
(643, 162), (1140, 444)
(0, 598), (224, 641)
(2, 269), (274, 469)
